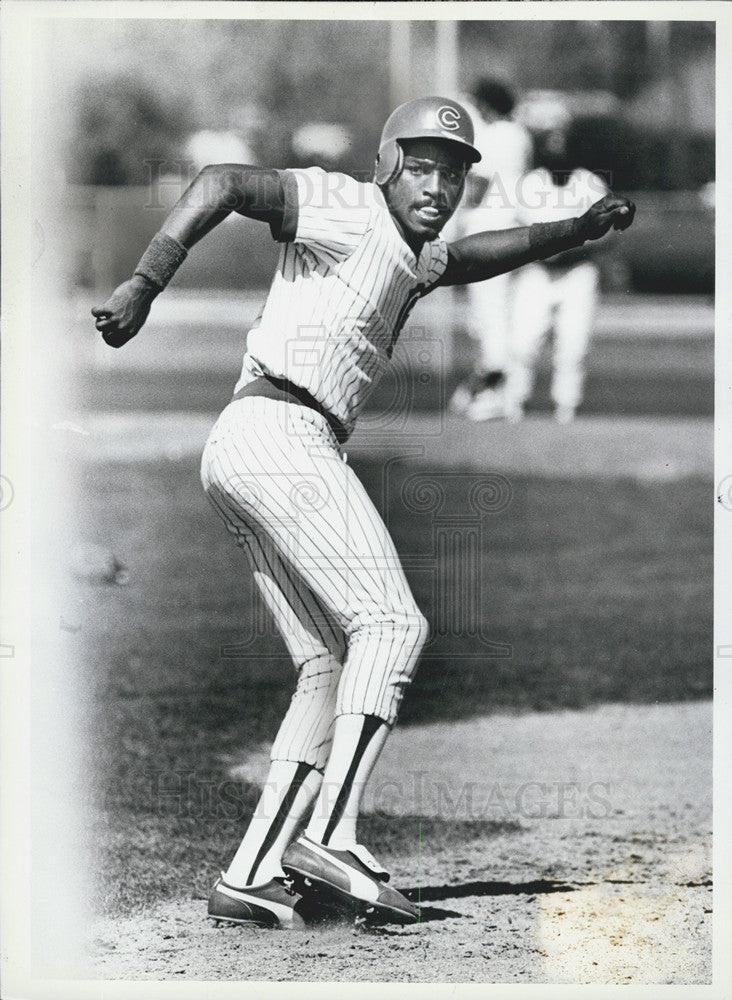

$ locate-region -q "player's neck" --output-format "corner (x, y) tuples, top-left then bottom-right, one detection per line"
(389, 214), (426, 258)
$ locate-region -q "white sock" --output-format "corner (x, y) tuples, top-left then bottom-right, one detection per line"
(224, 759), (322, 887)
(305, 714), (390, 849)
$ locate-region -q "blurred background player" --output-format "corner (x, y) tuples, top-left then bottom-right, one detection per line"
(449, 78), (533, 421)
(290, 120), (353, 172)
(503, 102), (609, 423)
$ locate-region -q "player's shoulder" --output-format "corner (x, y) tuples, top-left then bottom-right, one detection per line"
(480, 117), (531, 150)
(284, 166), (372, 212)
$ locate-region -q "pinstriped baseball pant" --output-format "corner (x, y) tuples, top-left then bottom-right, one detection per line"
(200, 396), (428, 770)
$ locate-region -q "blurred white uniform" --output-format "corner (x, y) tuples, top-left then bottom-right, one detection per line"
(186, 130), (256, 172)
(505, 166), (608, 422)
(459, 117), (533, 374)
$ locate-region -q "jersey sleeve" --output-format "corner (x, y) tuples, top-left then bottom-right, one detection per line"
(421, 236), (450, 292)
(271, 166), (371, 264)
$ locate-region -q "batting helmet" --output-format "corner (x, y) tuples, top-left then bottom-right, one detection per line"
(374, 96), (482, 186)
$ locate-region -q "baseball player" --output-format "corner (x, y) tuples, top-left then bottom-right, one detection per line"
(92, 96), (634, 929)
(503, 117), (610, 423)
(449, 78), (533, 421)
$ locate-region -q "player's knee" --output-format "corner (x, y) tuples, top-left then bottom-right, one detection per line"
(393, 608), (429, 661)
(350, 607), (429, 657)
(294, 652), (343, 692)
(407, 609), (430, 655)
(397, 610), (430, 691)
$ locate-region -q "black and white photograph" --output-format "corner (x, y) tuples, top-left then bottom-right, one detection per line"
(1, 2), (729, 994)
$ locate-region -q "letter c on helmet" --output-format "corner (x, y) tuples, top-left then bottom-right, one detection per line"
(437, 106), (461, 131)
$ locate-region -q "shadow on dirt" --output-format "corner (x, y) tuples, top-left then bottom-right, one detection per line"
(412, 905), (467, 923)
(406, 878), (578, 902)
(368, 907), (465, 928)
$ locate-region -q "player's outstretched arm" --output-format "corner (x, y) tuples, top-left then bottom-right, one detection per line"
(440, 193), (635, 286)
(92, 165), (285, 348)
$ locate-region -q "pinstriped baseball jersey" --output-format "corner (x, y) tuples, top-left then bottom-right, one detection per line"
(233, 167), (449, 438)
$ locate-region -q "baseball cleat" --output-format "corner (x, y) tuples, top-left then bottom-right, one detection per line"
(207, 873), (308, 930)
(448, 381), (474, 416)
(466, 387), (507, 421)
(450, 372), (508, 421)
(281, 835), (418, 925)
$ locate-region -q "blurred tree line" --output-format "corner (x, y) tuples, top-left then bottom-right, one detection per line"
(58, 19), (713, 190)
(61, 19), (390, 185)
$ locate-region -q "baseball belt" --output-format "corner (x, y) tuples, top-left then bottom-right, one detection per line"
(232, 375), (349, 444)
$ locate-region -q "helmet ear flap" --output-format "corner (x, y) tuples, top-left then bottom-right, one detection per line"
(374, 139), (403, 186)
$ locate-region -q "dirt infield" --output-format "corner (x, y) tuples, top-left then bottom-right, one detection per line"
(85, 701), (711, 984)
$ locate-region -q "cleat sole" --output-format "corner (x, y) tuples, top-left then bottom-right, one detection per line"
(282, 864), (417, 926)
(208, 913), (282, 930)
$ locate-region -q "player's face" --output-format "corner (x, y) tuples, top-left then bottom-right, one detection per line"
(385, 138), (468, 249)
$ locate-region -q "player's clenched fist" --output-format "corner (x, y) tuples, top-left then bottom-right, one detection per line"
(91, 276), (157, 348)
(578, 194), (636, 242)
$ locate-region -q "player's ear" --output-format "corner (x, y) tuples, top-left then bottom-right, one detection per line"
(375, 140), (403, 187)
